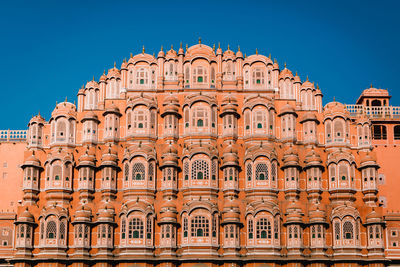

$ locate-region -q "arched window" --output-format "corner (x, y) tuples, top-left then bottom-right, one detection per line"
(343, 221), (354, 239)
(132, 107), (148, 132)
(128, 218), (144, 239)
(193, 66), (208, 84)
(46, 221), (57, 239)
(132, 162), (145, 180)
(256, 218), (271, 239)
(191, 159), (209, 180)
(136, 68), (149, 85)
(255, 163), (268, 180)
(191, 216), (209, 237)
(252, 68), (265, 86)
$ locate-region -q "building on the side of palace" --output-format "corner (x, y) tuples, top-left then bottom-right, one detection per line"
(2, 42), (400, 267)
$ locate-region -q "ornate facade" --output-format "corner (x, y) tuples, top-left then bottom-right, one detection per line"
(5, 41), (400, 267)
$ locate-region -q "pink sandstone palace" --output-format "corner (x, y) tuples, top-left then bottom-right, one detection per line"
(0, 41), (400, 267)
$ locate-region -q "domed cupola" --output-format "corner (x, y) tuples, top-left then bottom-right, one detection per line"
(282, 145), (300, 168)
(220, 94), (239, 117)
(100, 145), (118, 168)
(157, 46), (165, 58)
(77, 146), (96, 168)
(236, 46), (243, 59)
(96, 201), (116, 224)
(308, 203), (327, 224)
(221, 143), (239, 168)
(279, 66), (294, 80)
(285, 200), (303, 224)
(160, 144), (179, 169)
(162, 93), (180, 117)
(221, 197), (241, 225)
(159, 198), (178, 224)
(166, 46), (177, 59)
(359, 151), (379, 169)
(73, 204), (92, 224)
(304, 147), (323, 169)
(279, 102), (297, 117)
(17, 207), (35, 224)
(51, 101), (77, 119)
(107, 64), (121, 79)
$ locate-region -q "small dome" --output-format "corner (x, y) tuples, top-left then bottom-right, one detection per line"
(323, 101), (349, 117)
(100, 72), (107, 82)
(103, 102), (121, 116)
(366, 209), (383, 225)
(29, 113), (46, 125)
(18, 207), (34, 223)
(279, 67), (293, 80)
(301, 80), (314, 89)
(279, 103), (297, 117)
(236, 49), (243, 58)
(157, 48), (165, 58)
(107, 66), (121, 78)
(51, 101), (77, 119)
(81, 111), (99, 122)
(294, 73), (301, 83)
(360, 152), (378, 169)
(223, 48), (235, 58)
(304, 148), (323, 168)
(24, 152), (41, 167)
(86, 80), (99, 89)
(165, 47), (177, 58)
(308, 204), (326, 223)
(300, 111), (319, 123)
(73, 204), (92, 223)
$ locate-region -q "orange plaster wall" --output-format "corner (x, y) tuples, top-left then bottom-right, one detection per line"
(0, 142), (26, 212)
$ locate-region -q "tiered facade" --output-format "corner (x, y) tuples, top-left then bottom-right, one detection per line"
(13, 42), (391, 267)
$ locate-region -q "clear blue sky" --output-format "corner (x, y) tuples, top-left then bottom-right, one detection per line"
(1, 0), (399, 129)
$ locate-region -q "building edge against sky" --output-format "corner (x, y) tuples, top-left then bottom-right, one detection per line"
(0, 42), (400, 267)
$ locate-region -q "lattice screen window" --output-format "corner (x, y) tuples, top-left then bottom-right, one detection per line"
(191, 159), (209, 180)
(191, 216), (209, 237)
(132, 163), (145, 180)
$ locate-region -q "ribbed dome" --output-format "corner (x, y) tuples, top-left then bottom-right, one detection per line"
(366, 209), (383, 225)
(81, 111), (99, 122)
(86, 80), (99, 89)
(29, 113), (46, 125)
(51, 101), (77, 118)
(300, 111), (319, 123)
(18, 207), (35, 223)
(279, 68), (293, 79)
(279, 103), (297, 116)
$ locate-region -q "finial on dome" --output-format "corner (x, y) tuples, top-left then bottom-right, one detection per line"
(180, 42), (182, 48)
(317, 83), (319, 89)
(227, 44), (230, 50)
(185, 44), (188, 51)
(218, 42), (221, 49)
(274, 58), (277, 63)
(171, 44), (173, 50)
(152, 52), (155, 57)
(370, 83), (373, 88)
(212, 43), (215, 51)
(130, 52), (133, 58)
(295, 71), (298, 76)
(306, 75), (309, 81)
(161, 45), (163, 51)
(255, 48), (258, 55)
(65, 96), (68, 102)
(103, 70), (105, 75)
(284, 62), (287, 68)
(238, 45), (241, 52)
(198, 37), (201, 44)
(142, 45), (145, 54)
(268, 53), (271, 59)
(114, 62), (116, 68)
(333, 96), (336, 102)
(92, 75), (95, 81)
(244, 53), (247, 58)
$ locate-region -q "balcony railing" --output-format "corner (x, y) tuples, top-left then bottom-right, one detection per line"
(345, 105), (400, 119)
(0, 130), (27, 142)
